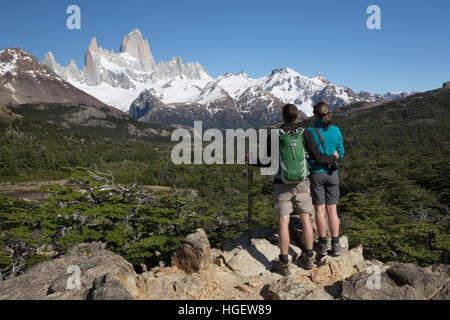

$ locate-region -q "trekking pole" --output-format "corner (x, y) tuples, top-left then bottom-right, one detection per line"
(247, 163), (253, 232)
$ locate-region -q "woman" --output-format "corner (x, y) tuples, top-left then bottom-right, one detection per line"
(307, 102), (344, 256)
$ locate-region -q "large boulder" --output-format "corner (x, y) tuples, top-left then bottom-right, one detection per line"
(341, 271), (418, 300)
(220, 229), (301, 277)
(310, 243), (365, 286)
(141, 267), (211, 300)
(86, 273), (134, 300)
(265, 276), (333, 300)
(386, 263), (450, 300)
(138, 263), (259, 300)
(340, 263), (450, 300)
(423, 264), (450, 300)
(0, 242), (140, 300)
(171, 228), (212, 274)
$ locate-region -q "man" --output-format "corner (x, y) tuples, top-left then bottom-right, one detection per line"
(253, 104), (339, 276)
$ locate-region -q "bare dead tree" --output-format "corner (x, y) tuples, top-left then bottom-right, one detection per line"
(1, 241), (35, 281)
(74, 170), (158, 240)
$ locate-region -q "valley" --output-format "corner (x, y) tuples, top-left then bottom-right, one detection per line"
(0, 84), (448, 280)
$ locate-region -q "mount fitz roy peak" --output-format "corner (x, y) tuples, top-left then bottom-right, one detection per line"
(43, 29), (211, 114)
(44, 28), (413, 128)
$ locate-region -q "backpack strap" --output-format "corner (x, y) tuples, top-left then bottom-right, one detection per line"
(314, 126), (326, 151)
(280, 126), (304, 136)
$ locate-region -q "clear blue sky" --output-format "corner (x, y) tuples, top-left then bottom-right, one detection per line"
(1, 0), (449, 93)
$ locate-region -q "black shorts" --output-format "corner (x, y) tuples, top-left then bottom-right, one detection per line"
(309, 171), (340, 206)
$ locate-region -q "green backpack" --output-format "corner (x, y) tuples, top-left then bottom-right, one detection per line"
(277, 128), (310, 184)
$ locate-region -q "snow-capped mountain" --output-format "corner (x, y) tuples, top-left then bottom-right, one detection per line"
(0, 48), (106, 106)
(358, 91), (415, 102)
(44, 28), (414, 128)
(43, 29), (211, 112)
(129, 72), (293, 128)
(258, 68), (349, 115)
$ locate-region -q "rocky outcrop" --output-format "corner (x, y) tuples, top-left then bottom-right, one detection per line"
(171, 228), (212, 274)
(219, 229), (297, 277)
(0, 48), (107, 107)
(341, 270), (417, 300)
(340, 263), (448, 300)
(310, 243), (366, 286)
(86, 273), (134, 300)
(443, 81), (450, 88)
(0, 242), (140, 300)
(386, 263), (450, 300)
(6, 102), (173, 139)
(128, 90), (168, 121)
(129, 90), (216, 128)
(0, 229), (448, 300)
(265, 276), (333, 300)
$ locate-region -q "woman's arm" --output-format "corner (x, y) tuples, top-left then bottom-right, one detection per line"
(303, 130), (337, 164)
(336, 128), (344, 160)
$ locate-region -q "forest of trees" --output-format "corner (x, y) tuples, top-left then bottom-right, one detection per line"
(0, 88), (449, 278)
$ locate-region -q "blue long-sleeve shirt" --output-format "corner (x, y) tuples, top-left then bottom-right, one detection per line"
(307, 119), (344, 173)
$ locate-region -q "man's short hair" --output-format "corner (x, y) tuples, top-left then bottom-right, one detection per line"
(283, 104), (298, 123)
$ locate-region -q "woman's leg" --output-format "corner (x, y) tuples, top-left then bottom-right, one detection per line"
(324, 172), (340, 238)
(325, 204), (340, 238)
(309, 174), (327, 238)
(314, 204), (327, 238)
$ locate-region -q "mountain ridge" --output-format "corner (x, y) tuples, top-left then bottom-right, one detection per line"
(42, 29), (414, 128)
(0, 48), (107, 107)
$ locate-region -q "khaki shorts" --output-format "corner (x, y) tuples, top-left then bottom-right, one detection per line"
(274, 180), (313, 216)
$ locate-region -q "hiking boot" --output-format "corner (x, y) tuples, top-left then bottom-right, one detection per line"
(301, 252), (315, 270)
(272, 259), (291, 276)
(331, 242), (344, 257)
(317, 241), (328, 256)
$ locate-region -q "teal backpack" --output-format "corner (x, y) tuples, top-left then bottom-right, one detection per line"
(277, 128), (310, 184)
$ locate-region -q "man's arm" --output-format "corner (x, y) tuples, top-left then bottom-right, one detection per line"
(302, 130), (338, 164)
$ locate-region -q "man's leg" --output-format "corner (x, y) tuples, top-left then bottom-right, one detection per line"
(309, 174), (327, 239)
(273, 184), (294, 275)
(274, 184), (294, 269)
(299, 212), (314, 269)
(293, 181), (315, 269)
(273, 213), (292, 276)
(299, 213), (313, 251)
(278, 214), (290, 256)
